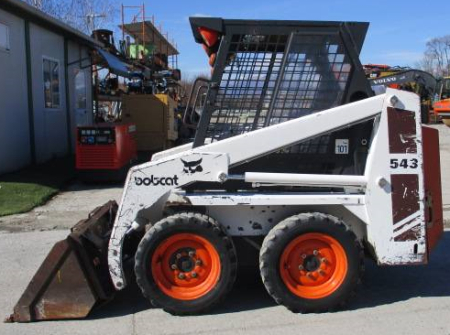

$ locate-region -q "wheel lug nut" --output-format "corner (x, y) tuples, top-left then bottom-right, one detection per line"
(301, 254), (307, 259)
(176, 253), (182, 259)
(188, 251), (195, 257)
(298, 265), (304, 270)
(171, 264), (177, 270)
(313, 250), (318, 256)
(318, 270), (325, 276)
(195, 259), (202, 266)
(321, 258), (327, 263)
(178, 273), (185, 279)
(191, 272), (198, 278)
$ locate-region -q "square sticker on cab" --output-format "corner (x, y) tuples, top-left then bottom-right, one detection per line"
(335, 139), (349, 154)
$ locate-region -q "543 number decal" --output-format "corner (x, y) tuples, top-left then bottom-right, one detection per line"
(390, 158), (418, 169)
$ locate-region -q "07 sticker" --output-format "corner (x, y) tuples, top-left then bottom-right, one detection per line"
(390, 158), (418, 169)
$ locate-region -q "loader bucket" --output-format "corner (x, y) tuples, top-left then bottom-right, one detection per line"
(7, 201), (118, 322)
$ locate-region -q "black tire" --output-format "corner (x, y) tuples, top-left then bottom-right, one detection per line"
(259, 212), (364, 313)
(421, 103), (430, 125)
(135, 212), (237, 315)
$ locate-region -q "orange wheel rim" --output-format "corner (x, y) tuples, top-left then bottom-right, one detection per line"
(279, 233), (348, 300)
(151, 233), (221, 300)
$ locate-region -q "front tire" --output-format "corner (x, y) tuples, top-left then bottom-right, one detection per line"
(135, 212), (237, 315)
(259, 212), (363, 313)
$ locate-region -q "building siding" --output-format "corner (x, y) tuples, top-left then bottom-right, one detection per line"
(0, 9), (30, 174)
(0, 6), (94, 175)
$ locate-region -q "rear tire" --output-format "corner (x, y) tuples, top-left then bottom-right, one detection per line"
(259, 212), (363, 313)
(135, 212), (237, 315)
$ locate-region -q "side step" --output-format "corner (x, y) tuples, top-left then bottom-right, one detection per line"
(7, 201), (118, 322)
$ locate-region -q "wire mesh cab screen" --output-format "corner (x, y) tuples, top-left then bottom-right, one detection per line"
(212, 33), (351, 141)
(190, 18), (371, 149)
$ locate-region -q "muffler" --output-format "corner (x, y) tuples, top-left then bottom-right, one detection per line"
(7, 201), (118, 322)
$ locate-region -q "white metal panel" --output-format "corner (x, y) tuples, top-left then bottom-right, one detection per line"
(186, 193), (366, 236)
(202, 203), (367, 238)
(363, 89), (426, 264)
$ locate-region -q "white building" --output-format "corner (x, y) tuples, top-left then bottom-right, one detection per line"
(0, 0), (98, 174)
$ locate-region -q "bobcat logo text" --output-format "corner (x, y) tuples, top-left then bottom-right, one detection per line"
(134, 175), (179, 186)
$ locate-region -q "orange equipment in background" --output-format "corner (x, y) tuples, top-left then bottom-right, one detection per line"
(434, 77), (450, 126)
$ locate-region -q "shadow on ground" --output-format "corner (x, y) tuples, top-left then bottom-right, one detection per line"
(0, 155), (125, 192)
(0, 157), (76, 189)
(350, 231), (450, 310)
(90, 267), (275, 320)
(89, 231), (450, 319)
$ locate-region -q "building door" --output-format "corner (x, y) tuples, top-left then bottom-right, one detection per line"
(74, 68), (89, 126)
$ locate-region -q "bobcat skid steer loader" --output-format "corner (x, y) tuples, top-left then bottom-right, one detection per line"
(8, 17), (443, 321)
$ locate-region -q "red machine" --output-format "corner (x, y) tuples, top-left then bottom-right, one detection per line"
(76, 123), (137, 181)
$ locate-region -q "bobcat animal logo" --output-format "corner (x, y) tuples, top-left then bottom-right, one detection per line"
(181, 158), (203, 174)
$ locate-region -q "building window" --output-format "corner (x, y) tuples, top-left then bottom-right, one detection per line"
(0, 22), (10, 52)
(74, 69), (87, 109)
(43, 58), (60, 109)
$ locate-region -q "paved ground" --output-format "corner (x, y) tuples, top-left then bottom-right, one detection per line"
(0, 229), (449, 335)
(0, 124), (450, 334)
(0, 183), (123, 232)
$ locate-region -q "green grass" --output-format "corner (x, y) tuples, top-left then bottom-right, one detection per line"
(0, 182), (58, 216)
(0, 156), (75, 217)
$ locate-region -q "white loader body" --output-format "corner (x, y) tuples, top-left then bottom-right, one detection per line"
(108, 89), (429, 290)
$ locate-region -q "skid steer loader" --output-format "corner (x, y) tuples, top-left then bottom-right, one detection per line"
(8, 18), (443, 322)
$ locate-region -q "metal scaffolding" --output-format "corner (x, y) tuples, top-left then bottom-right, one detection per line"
(120, 3), (179, 69)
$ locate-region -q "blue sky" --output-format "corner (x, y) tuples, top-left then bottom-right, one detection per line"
(123, 0), (450, 77)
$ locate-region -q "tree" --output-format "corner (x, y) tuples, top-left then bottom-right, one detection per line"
(416, 35), (450, 77)
(25, 0), (65, 19)
(23, 0), (118, 35)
